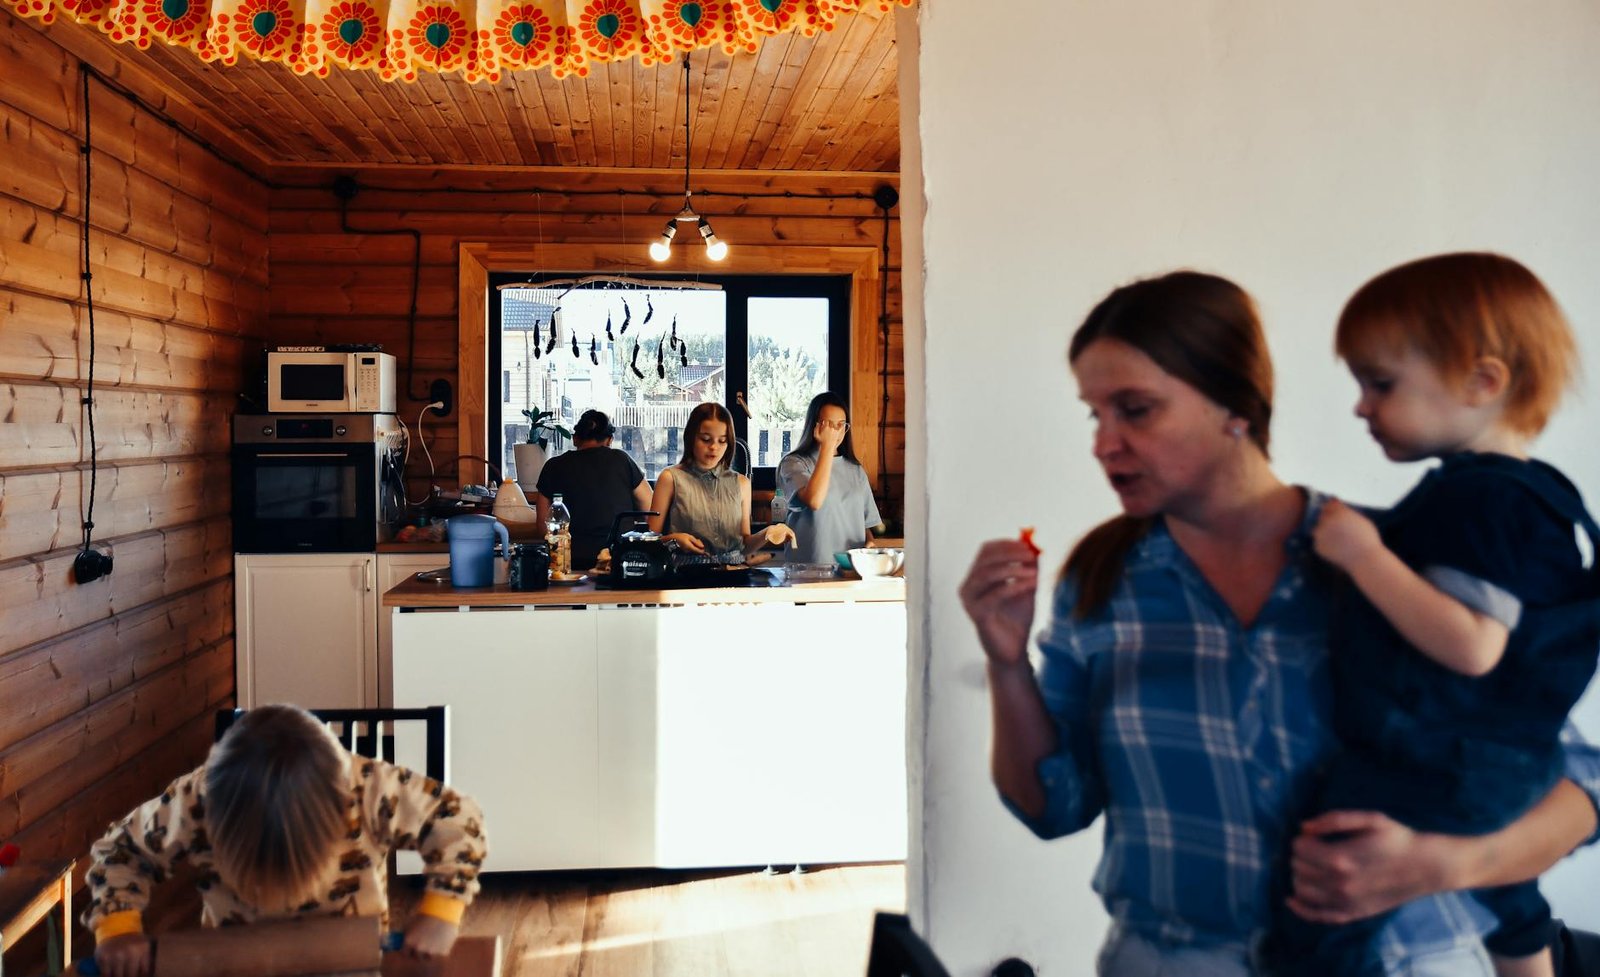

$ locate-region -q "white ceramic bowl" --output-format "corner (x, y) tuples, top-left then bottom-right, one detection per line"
(848, 547), (904, 578)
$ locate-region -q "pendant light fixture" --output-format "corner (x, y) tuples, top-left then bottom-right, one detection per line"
(650, 52), (728, 262)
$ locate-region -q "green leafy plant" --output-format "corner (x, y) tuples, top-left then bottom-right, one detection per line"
(521, 408), (572, 448)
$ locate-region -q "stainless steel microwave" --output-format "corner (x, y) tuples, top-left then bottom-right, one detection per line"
(267, 350), (397, 414)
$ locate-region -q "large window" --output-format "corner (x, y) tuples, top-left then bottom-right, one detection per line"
(488, 273), (850, 489)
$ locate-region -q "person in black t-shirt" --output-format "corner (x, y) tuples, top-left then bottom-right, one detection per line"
(535, 410), (652, 572)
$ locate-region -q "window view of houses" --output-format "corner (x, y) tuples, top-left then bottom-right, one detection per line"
(498, 287), (831, 481)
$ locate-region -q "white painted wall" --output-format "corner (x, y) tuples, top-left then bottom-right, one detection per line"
(907, 1), (1600, 974)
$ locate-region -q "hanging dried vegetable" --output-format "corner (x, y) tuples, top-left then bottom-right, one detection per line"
(643, 294), (655, 326)
(679, 343), (688, 368)
(590, 335), (600, 365)
(605, 312), (614, 343)
(669, 314), (679, 350)
(620, 299), (631, 335)
(545, 311), (559, 355)
(531, 319), (542, 359)
(570, 329), (580, 358)
(629, 339), (645, 379)
(655, 334), (665, 379)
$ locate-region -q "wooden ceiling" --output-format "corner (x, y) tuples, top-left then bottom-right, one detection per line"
(52, 5), (901, 174)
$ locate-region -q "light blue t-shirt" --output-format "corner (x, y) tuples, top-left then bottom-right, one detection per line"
(776, 450), (882, 565)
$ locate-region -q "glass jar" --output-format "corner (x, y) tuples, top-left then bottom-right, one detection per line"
(507, 541), (551, 591)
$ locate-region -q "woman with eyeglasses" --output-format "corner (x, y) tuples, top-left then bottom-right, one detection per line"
(777, 391), (883, 566)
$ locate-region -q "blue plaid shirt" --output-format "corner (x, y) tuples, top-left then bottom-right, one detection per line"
(1010, 489), (1600, 971)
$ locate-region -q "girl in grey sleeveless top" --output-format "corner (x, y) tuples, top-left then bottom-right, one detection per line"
(663, 463), (744, 558)
(647, 402), (795, 563)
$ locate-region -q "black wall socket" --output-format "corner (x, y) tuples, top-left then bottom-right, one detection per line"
(428, 379), (453, 417)
(73, 548), (114, 584)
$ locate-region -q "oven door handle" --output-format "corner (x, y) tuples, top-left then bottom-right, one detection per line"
(260, 452), (352, 459)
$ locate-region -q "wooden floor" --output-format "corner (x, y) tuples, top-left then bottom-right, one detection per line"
(390, 864), (907, 977)
(4, 864), (902, 977)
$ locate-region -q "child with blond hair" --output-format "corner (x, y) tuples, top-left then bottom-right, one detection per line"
(1275, 253), (1600, 977)
(83, 704), (488, 977)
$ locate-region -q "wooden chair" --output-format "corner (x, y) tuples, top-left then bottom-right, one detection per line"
(214, 707), (449, 781)
(864, 912), (952, 977)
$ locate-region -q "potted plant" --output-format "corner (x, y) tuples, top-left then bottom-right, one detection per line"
(513, 407), (571, 489)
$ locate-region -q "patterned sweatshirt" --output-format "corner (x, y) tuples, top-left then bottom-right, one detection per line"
(82, 752), (488, 944)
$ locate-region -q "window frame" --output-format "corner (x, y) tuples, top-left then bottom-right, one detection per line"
(457, 243), (885, 500)
(486, 270), (853, 491)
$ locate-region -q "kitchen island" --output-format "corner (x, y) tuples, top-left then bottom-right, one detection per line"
(384, 574), (907, 873)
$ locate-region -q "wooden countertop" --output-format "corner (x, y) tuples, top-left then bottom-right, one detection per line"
(384, 573), (905, 607)
(378, 540), (450, 553)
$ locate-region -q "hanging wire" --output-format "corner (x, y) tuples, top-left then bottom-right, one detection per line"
(879, 197), (894, 513)
(78, 65), (100, 556)
(681, 53), (693, 207)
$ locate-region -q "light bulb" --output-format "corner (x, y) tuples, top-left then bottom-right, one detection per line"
(649, 222), (676, 262)
(697, 218), (728, 261)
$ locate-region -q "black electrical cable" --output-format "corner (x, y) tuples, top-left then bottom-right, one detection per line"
(876, 188), (895, 517)
(81, 64), (269, 186)
(336, 188), (428, 402)
(79, 64), (100, 555)
(682, 53), (692, 201)
(323, 182), (878, 202)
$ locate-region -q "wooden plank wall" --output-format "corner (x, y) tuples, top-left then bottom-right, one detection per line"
(0, 14), (269, 877)
(265, 167), (905, 524)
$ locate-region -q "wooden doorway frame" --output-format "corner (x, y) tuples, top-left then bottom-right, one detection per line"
(458, 243), (883, 489)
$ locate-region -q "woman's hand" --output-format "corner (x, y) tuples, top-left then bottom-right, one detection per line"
(1287, 809), (1454, 924)
(1312, 499), (1382, 572)
(958, 539), (1040, 667)
(815, 420), (847, 453)
(94, 933), (153, 977)
(760, 523), (796, 547)
(401, 914), (460, 959)
(666, 532), (707, 554)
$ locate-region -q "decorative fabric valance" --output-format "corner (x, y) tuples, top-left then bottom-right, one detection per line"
(7, 0), (913, 81)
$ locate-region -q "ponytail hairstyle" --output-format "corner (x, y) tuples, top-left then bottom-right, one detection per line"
(573, 409), (616, 443)
(1064, 271), (1275, 618)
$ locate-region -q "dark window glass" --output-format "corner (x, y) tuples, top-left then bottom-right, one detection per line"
(488, 272), (850, 490)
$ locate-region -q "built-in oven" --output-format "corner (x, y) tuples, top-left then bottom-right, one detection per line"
(232, 413), (405, 552)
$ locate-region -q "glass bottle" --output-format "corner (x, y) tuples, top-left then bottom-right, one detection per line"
(546, 494), (572, 577)
(770, 483), (788, 527)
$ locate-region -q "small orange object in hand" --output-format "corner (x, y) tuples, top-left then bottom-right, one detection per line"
(1019, 526), (1041, 556)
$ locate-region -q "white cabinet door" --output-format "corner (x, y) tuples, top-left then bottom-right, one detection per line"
(752, 602), (907, 864)
(375, 552), (449, 707)
(599, 601), (908, 868)
(392, 605), (601, 872)
(234, 554), (377, 710)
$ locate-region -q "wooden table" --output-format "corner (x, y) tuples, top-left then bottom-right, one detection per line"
(0, 859), (75, 975)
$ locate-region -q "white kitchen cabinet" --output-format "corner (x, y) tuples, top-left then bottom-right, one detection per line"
(234, 553), (377, 710)
(392, 595), (907, 871)
(607, 602), (907, 867)
(675, 602), (905, 866)
(375, 552), (449, 707)
(392, 604), (601, 873)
